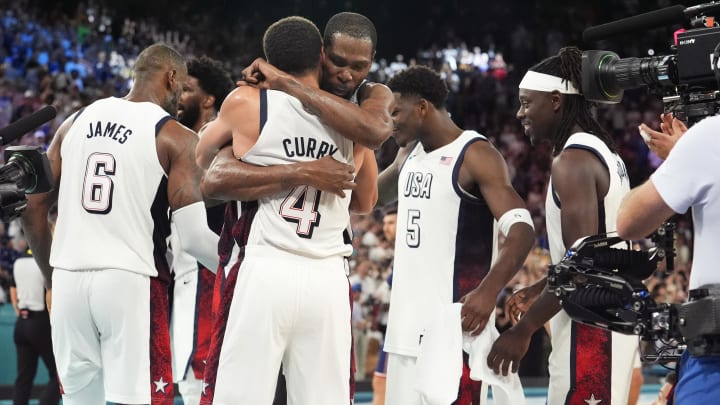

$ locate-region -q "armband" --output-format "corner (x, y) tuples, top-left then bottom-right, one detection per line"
(497, 208), (534, 236)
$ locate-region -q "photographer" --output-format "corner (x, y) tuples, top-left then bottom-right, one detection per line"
(617, 113), (720, 402)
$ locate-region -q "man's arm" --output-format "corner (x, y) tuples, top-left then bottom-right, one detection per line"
(197, 86), (358, 202)
(21, 113), (71, 287)
(457, 141), (535, 335)
(158, 119), (219, 271)
(202, 146), (357, 202)
(241, 58), (394, 149)
(10, 285), (18, 316)
(376, 143), (414, 206)
(617, 180), (676, 240)
(349, 145), (378, 214)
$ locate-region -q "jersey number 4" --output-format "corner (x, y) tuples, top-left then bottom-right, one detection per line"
(82, 152), (116, 214)
(280, 185), (321, 238)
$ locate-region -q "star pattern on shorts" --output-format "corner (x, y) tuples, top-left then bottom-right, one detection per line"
(153, 377), (169, 393)
(585, 393), (602, 405)
(202, 380), (210, 396)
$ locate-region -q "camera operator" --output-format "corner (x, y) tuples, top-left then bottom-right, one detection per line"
(617, 113), (720, 403)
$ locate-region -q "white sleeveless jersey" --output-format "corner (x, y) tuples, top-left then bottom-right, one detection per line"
(544, 132), (636, 405)
(51, 97), (172, 278)
(545, 132), (630, 263)
(241, 89), (354, 258)
(384, 131), (497, 357)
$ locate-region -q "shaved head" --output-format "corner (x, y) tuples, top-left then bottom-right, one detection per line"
(133, 43), (186, 82)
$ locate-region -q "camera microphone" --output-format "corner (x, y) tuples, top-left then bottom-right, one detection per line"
(583, 5), (687, 42)
(0, 105), (57, 146)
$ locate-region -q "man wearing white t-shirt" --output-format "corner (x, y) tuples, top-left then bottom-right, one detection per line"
(618, 113), (720, 404)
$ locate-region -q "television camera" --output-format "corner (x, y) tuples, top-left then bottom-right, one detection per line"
(582, 1), (720, 124)
(0, 106), (56, 221)
(548, 223), (720, 363)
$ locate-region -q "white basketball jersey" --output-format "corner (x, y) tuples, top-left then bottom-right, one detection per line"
(241, 89), (354, 258)
(545, 132), (630, 263)
(51, 97), (171, 278)
(384, 131), (496, 357)
(544, 132), (636, 405)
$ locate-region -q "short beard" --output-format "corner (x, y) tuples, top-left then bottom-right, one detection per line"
(178, 104), (200, 129)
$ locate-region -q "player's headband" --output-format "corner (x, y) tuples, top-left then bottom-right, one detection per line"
(519, 71), (581, 95)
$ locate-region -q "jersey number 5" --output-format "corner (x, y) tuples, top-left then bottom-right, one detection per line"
(280, 185), (321, 238)
(82, 152), (116, 214)
(406, 209), (421, 248)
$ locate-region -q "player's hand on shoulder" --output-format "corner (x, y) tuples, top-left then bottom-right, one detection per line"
(237, 58), (292, 91)
(300, 156), (356, 198)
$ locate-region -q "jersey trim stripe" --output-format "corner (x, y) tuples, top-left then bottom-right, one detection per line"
(155, 116), (173, 138)
(260, 89), (268, 133)
(451, 137), (487, 202)
(151, 177), (171, 283)
(71, 107), (86, 123)
(565, 144), (609, 170)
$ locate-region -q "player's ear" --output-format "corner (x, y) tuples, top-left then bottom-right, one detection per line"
(417, 98), (430, 117)
(551, 90), (562, 113)
(203, 95), (215, 109)
(167, 69), (177, 90)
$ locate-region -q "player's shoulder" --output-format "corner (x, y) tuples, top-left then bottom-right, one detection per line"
(357, 80), (392, 102)
(222, 86), (261, 109)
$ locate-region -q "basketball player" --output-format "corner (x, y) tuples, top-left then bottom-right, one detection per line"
(199, 17), (378, 405)
(170, 55), (233, 405)
(196, 13), (391, 404)
(487, 47), (637, 405)
(21, 43), (220, 405)
(380, 65), (535, 403)
(196, 11), (393, 179)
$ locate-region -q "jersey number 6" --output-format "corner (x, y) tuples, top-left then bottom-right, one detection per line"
(82, 152), (116, 214)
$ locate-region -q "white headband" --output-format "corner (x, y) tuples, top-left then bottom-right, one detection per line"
(518, 71), (581, 95)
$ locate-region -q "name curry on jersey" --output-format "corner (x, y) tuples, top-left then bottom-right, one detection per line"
(281, 136), (339, 159)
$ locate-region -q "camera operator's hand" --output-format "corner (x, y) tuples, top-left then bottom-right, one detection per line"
(639, 113), (688, 160)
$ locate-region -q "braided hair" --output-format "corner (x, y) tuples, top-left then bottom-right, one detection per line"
(529, 47), (616, 155)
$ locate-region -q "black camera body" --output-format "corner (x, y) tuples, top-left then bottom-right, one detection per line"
(0, 146), (54, 222)
(548, 231), (681, 341)
(549, 224), (720, 362)
(582, 8), (720, 123)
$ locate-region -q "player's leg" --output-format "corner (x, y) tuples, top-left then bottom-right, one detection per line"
(93, 269), (174, 405)
(283, 257), (351, 405)
(172, 269), (200, 403)
(627, 342), (643, 405)
(385, 353), (420, 404)
(178, 368), (204, 405)
(208, 254), (289, 405)
(610, 332), (640, 405)
(50, 269), (104, 405)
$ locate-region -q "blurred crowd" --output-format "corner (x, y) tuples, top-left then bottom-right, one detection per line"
(0, 0), (696, 382)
